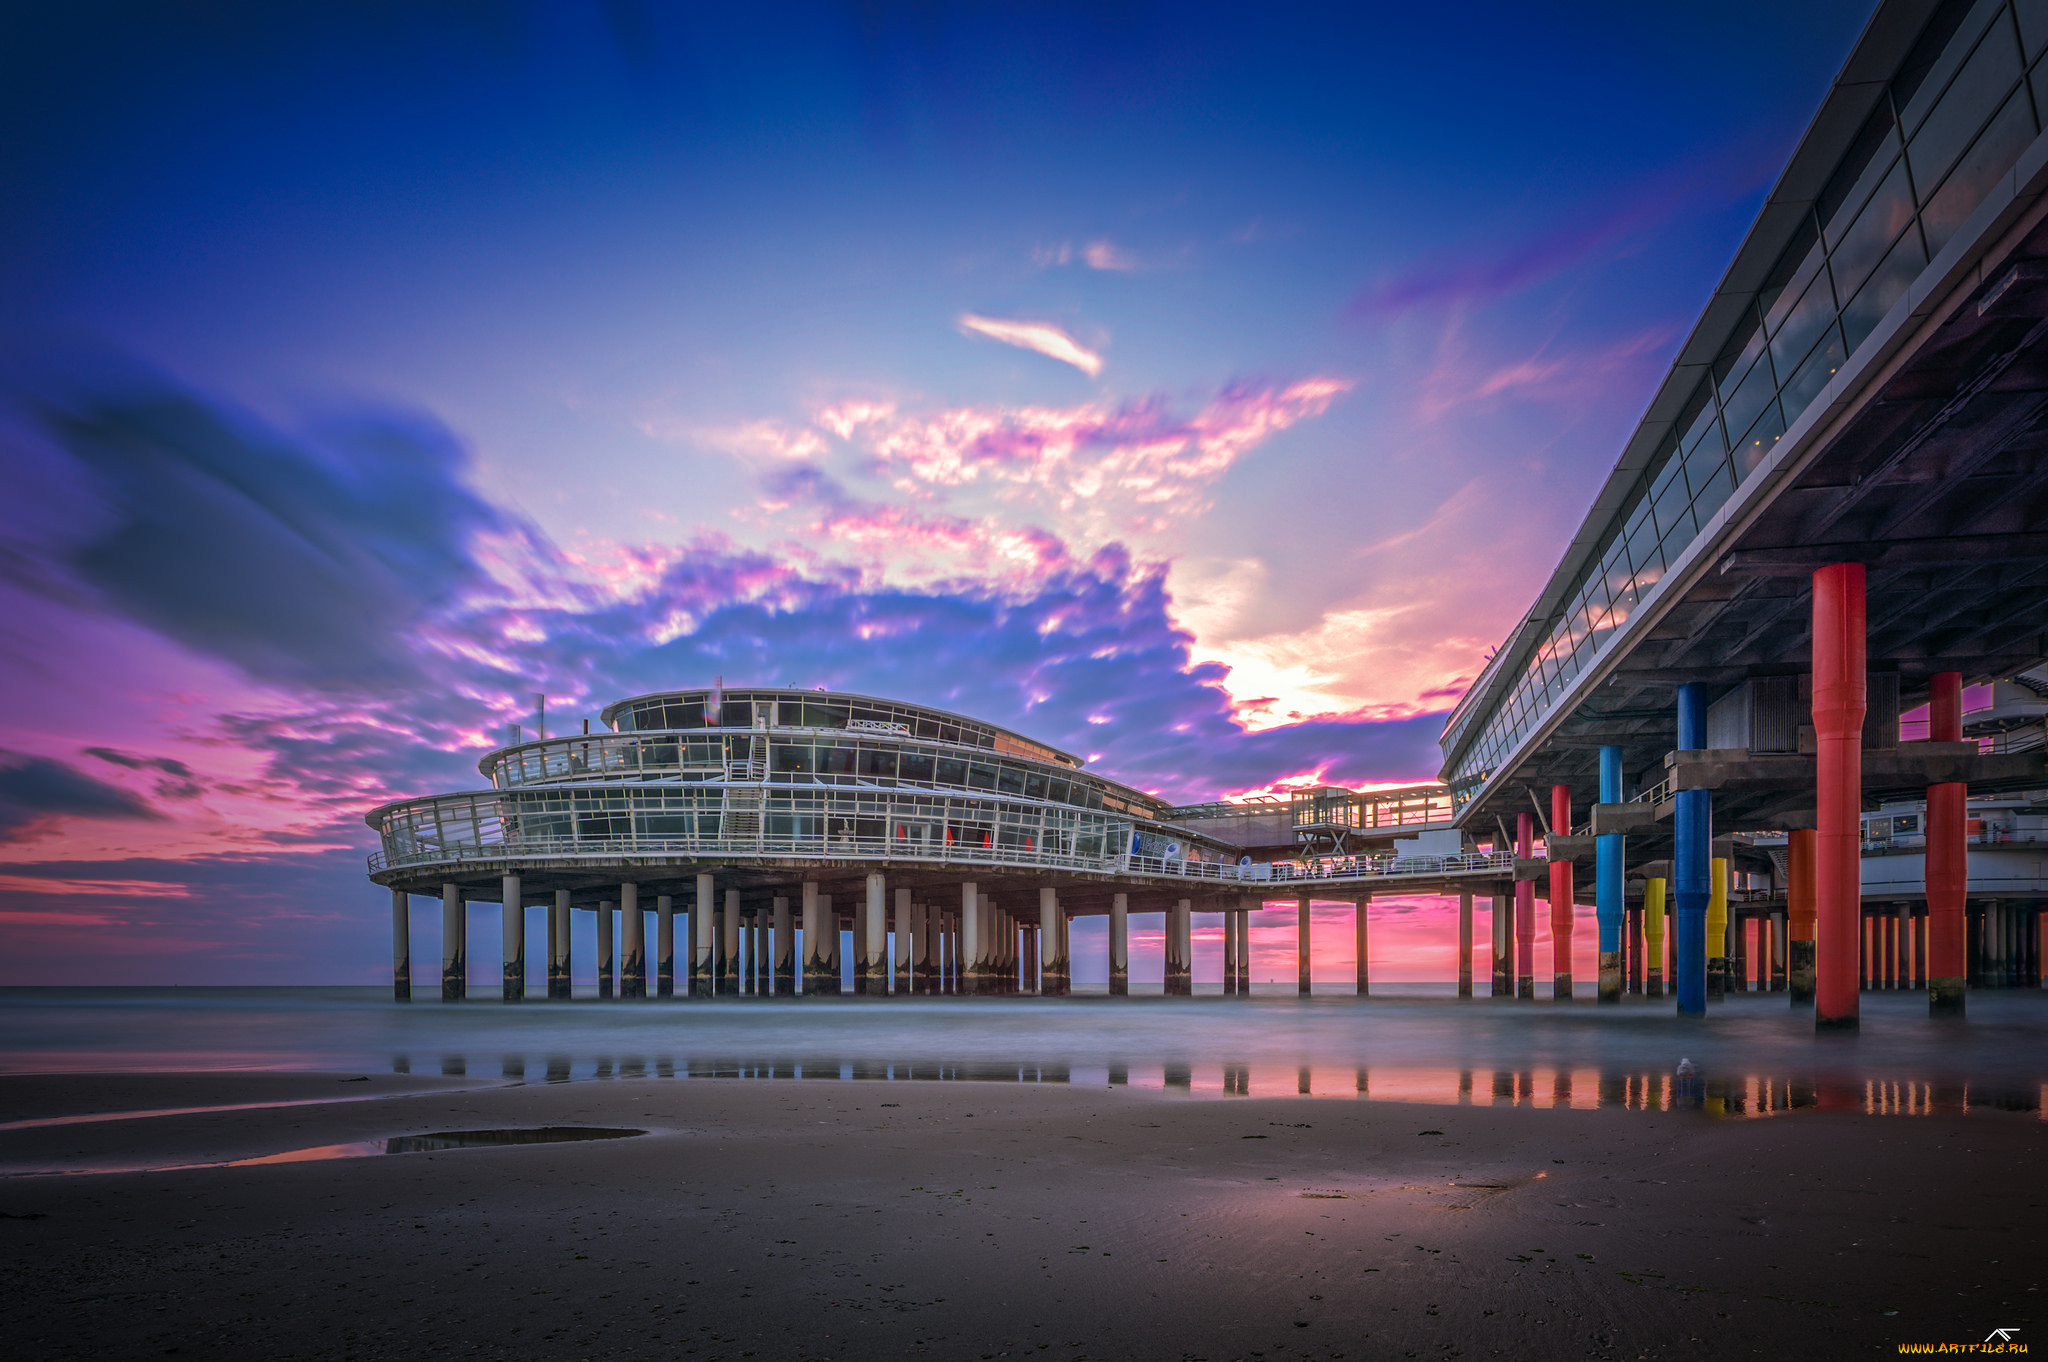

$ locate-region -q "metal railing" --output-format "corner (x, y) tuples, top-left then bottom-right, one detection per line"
(369, 837), (1519, 887)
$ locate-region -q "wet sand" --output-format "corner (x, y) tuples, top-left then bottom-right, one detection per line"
(1, 1071), (2042, 1360)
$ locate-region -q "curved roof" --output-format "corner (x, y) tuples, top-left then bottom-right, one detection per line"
(597, 687), (1086, 768)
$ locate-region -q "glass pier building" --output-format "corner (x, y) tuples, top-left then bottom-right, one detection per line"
(367, 688), (1258, 1001)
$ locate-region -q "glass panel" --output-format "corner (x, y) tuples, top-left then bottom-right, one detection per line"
(1730, 403), (1788, 483)
(1718, 354), (1778, 444)
(1822, 121), (1903, 249)
(1763, 228), (1825, 333)
(1648, 453), (1688, 538)
(1896, 0), (2005, 135)
(1658, 506), (1698, 565)
(1768, 266), (1838, 378)
(859, 746), (898, 779)
(1679, 391), (1722, 456)
(1921, 88), (2037, 256)
(1777, 323), (1848, 427)
(818, 744), (857, 776)
(996, 764), (1026, 796)
(2020, 0), (2048, 58)
(1713, 309), (1767, 391)
(1841, 229), (1928, 353)
(1683, 436), (1735, 524)
(900, 750), (935, 784)
(1828, 157), (1916, 301)
(1905, 14), (2023, 193)
(967, 762), (998, 792)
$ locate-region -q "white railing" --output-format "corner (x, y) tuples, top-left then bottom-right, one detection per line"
(369, 838), (1517, 886)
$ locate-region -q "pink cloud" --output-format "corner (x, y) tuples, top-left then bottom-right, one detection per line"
(958, 314), (1106, 377)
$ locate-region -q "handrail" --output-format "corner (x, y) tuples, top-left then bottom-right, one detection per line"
(368, 838), (1519, 887)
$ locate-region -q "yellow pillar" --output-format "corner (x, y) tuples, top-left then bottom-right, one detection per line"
(1643, 877), (1667, 997)
(1706, 857), (1730, 1002)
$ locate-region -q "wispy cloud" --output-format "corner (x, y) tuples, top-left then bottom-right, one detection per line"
(958, 314), (1105, 377)
(1082, 239), (1136, 271)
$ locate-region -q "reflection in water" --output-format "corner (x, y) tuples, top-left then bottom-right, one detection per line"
(11, 1126), (648, 1178)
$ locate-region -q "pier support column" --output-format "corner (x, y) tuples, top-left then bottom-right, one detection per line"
(772, 896), (792, 995)
(597, 901), (615, 1000)
(800, 882), (826, 993)
(1040, 887), (1067, 995)
(656, 895), (675, 998)
(620, 882), (644, 999)
(1596, 745), (1625, 1004)
(916, 901), (936, 992)
(960, 882), (981, 994)
(862, 872), (887, 994)
(441, 882), (465, 1001)
(502, 873), (525, 1002)
(1515, 814), (1536, 999)
(689, 874), (711, 997)
(721, 889), (741, 994)
(1224, 902), (1239, 996)
(1549, 784), (1573, 1000)
(1813, 562), (1866, 1032)
(1110, 893), (1129, 995)
(894, 886), (912, 994)
(1297, 894), (1312, 997)
(1491, 892), (1510, 996)
(1643, 878), (1666, 997)
(1626, 903), (1643, 994)
(1228, 897), (1245, 995)
(1457, 890), (1473, 999)
(391, 888), (411, 1001)
(1787, 828), (1816, 1005)
(550, 890), (571, 999)
(1169, 899), (1193, 995)
(1926, 670), (1967, 1016)
(1706, 858), (1729, 1003)
(1674, 682), (1711, 1016)
(1354, 896), (1370, 998)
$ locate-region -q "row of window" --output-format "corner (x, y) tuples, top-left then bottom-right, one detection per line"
(487, 734), (1161, 817)
(609, 691), (1074, 768)
(377, 790), (1232, 865)
(1447, 0), (2048, 793)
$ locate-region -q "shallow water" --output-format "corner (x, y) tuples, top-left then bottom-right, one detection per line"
(3, 985), (2045, 1119)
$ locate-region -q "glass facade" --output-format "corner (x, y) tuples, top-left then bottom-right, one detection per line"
(1442, 0), (2048, 802)
(374, 688), (1228, 876)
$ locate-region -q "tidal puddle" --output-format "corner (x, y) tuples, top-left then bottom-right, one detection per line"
(4, 1126), (646, 1178)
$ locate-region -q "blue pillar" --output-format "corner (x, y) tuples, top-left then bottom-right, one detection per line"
(1596, 744), (1625, 1004)
(1674, 683), (1710, 1017)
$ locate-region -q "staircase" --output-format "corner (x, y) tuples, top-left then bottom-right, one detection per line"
(723, 735), (767, 842)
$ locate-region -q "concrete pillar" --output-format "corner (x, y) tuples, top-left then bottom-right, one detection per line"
(1109, 892), (1129, 996)
(1354, 896), (1369, 998)
(861, 872), (886, 994)
(819, 892), (835, 987)
(960, 882), (981, 994)
(1040, 887), (1067, 995)
(1773, 910), (1790, 992)
(1926, 670), (1967, 1015)
(391, 888), (411, 1001)
(1674, 681), (1711, 1017)
(502, 873), (525, 1002)
(1596, 744), (1625, 1004)
(1491, 892), (1510, 996)
(693, 873), (715, 998)
(1549, 784), (1573, 1001)
(1236, 906), (1250, 994)
(441, 882), (465, 1001)
(1706, 857), (1729, 1003)
(597, 900), (615, 999)
(893, 886), (912, 994)
(1643, 878), (1666, 997)
(1625, 904), (1643, 994)
(1169, 898), (1193, 996)
(717, 889), (738, 994)
(656, 894), (675, 997)
(800, 882), (824, 993)
(915, 900), (936, 991)
(1812, 562), (1866, 1032)
(1223, 901), (1238, 996)
(550, 890), (571, 999)
(1787, 829), (1816, 1005)
(1515, 813), (1537, 999)
(772, 895), (792, 995)
(1296, 893), (1312, 997)
(1896, 902), (1913, 991)
(620, 882), (644, 999)
(1457, 890), (1473, 999)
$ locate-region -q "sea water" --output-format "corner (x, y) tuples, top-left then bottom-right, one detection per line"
(5, 985), (2047, 1118)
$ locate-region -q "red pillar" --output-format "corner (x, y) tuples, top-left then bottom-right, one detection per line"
(1925, 671), (1967, 1016)
(1515, 812), (1536, 999)
(1787, 828), (1817, 1005)
(1550, 784), (1574, 1000)
(1813, 563), (1865, 1030)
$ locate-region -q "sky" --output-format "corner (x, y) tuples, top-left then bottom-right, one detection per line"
(0, 0), (1877, 984)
